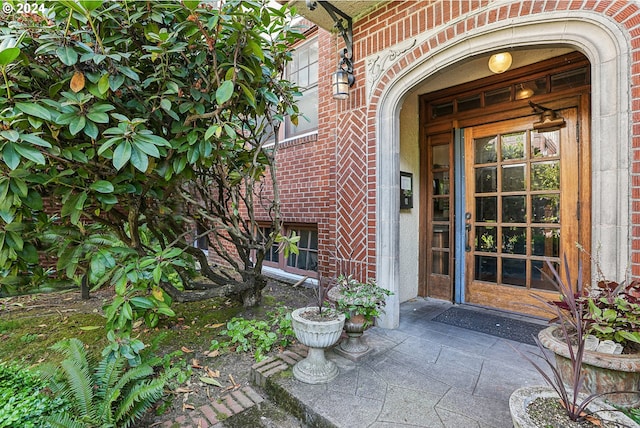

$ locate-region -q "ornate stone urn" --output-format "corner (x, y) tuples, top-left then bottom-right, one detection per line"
(291, 307), (345, 384)
(539, 326), (640, 407)
(338, 312), (369, 355)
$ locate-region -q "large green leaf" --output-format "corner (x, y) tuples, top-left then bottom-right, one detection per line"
(79, 0), (103, 11)
(56, 46), (78, 66)
(98, 73), (110, 94)
(0, 47), (20, 66)
(21, 133), (52, 148)
(183, 0), (199, 10)
(15, 102), (51, 121)
(0, 130), (19, 142)
(113, 141), (132, 170)
(87, 111), (109, 123)
(83, 120), (99, 139)
(132, 139), (160, 158)
(129, 147), (149, 172)
(13, 143), (46, 165)
(90, 180), (115, 193)
(2, 143), (19, 170)
(216, 80), (234, 105)
(69, 116), (86, 136)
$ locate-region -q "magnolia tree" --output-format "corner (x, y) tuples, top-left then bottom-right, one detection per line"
(0, 0), (303, 360)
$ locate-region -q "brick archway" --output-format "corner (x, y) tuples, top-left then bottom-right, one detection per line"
(371, 6), (635, 329)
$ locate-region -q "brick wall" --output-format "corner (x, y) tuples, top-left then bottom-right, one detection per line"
(312, 0), (640, 281)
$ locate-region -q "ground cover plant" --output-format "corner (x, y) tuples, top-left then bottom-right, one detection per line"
(0, 362), (69, 428)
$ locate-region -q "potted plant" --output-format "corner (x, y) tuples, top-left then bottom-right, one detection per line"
(510, 256), (638, 427)
(328, 274), (392, 359)
(537, 250), (640, 408)
(290, 278), (345, 384)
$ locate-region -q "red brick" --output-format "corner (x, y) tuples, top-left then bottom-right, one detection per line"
(199, 405), (220, 425)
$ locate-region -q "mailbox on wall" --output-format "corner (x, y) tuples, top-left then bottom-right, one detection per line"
(400, 171), (413, 209)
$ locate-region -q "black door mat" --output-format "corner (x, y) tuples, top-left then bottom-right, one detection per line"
(431, 306), (545, 345)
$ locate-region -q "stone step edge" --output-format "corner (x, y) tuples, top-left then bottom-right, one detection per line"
(161, 385), (265, 428)
(249, 344), (338, 428)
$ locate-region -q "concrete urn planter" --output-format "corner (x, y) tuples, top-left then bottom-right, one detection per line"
(509, 386), (638, 428)
(539, 326), (640, 407)
(291, 307), (345, 384)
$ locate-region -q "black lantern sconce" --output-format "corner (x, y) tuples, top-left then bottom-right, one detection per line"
(307, 1), (355, 99)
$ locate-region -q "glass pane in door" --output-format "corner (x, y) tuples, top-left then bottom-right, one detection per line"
(471, 126), (562, 288)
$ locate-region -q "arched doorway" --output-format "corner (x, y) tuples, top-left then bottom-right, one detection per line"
(373, 15), (631, 328)
(419, 53), (591, 317)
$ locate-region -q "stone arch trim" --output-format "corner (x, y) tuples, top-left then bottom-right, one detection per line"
(373, 3), (638, 328)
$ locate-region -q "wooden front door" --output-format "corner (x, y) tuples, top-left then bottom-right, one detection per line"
(463, 108), (581, 316)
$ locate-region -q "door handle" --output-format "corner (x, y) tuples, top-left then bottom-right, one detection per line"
(465, 212), (472, 252)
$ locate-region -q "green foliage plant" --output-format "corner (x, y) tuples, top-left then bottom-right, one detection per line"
(0, 362), (69, 428)
(0, 0), (303, 362)
(582, 279), (640, 350)
(333, 274), (392, 327)
(551, 246), (640, 352)
(210, 307), (295, 362)
(42, 337), (178, 428)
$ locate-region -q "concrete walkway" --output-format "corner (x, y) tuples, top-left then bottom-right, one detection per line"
(259, 298), (549, 428)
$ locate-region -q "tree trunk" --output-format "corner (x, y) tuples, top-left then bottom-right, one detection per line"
(159, 268), (267, 307)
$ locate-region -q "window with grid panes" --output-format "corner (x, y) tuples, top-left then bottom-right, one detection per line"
(260, 225), (318, 276)
(285, 38), (318, 138)
(286, 227), (318, 273)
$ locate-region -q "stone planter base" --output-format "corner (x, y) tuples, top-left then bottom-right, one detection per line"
(291, 307), (345, 384)
(292, 347), (340, 384)
(509, 386), (637, 428)
(335, 313), (373, 361)
(539, 326), (640, 407)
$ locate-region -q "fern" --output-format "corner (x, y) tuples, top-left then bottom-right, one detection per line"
(44, 338), (176, 428)
(45, 412), (86, 428)
(59, 359), (96, 420)
(115, 377), (170, 428)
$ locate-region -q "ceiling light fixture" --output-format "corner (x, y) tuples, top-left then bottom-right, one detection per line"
(488, 52), (512, 74)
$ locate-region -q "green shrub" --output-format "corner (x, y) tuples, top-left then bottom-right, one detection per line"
(0, 362), (69, 428)
(210, 307), (295, 362)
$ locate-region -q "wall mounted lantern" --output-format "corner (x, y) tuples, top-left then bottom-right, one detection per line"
(307, 1), (355, 99)
(529, 101), (566, 132)
(332, 48), (354, 99)
(488, 52), (512, 74)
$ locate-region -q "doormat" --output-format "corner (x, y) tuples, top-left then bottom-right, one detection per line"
(431, 306), (545, 346)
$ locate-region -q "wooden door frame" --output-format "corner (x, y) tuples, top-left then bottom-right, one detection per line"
(419, 93), (591, 311)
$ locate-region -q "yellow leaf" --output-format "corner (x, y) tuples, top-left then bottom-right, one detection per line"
(205, 323), (224, 329)
(70, 71), (85, 92)
(152, 286), (164, 301)
(181, 346), (194, 353)
(199, 376), (222, 387)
